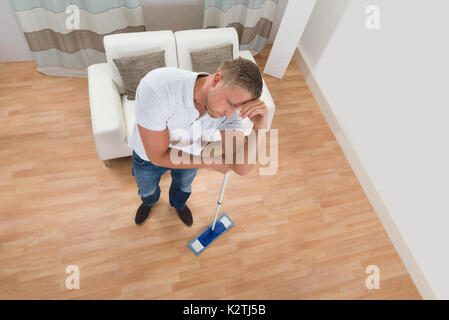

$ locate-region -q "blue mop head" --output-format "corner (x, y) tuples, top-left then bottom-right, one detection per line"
(188, 213), (234, 256)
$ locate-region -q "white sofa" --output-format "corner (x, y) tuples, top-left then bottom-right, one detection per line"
(87, 27), (275, 166)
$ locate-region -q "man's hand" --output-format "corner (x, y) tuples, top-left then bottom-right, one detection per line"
(238, 99), (268, 130)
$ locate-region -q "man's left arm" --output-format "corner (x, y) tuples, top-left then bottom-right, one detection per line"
(220, 99), (268, 176)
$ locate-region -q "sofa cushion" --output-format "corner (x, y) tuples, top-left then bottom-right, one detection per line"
(174, 27), (239, 71)
(113, 50), (166, 100)
(122, 95), (135, 141)
(104, 30), (178, 94)
(190, 43), (233, 74)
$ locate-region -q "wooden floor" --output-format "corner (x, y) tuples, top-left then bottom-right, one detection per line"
(0, 45), (421, 299)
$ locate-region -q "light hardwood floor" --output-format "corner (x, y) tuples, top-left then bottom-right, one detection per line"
(0, 45), (421, 299)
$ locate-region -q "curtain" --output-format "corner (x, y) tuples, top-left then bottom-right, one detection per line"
(203, 0), (278, 56)
(10, 0), (146, 77)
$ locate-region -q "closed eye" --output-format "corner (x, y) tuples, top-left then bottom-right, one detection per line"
(227, 100), (237, 108)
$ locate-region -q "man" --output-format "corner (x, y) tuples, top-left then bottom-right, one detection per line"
(128, 57), (268, 226)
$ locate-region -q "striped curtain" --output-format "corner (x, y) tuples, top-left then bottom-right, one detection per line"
(10, 0), (146, 77)
(203, 0), (278, 56)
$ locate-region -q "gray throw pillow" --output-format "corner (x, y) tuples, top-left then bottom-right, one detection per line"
(190, 43), (233, 74)
(113, 50), (166, 100)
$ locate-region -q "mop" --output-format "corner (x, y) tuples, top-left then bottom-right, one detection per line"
(189, 171), (234, 255)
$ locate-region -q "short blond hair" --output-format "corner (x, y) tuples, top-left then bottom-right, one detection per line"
(217, 57), (263, 100)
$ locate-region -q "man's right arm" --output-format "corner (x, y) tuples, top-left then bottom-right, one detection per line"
(138, 124), (223, 169)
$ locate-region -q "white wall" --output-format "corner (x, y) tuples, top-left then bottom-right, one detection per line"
(141, 0), (204, 32)
(0, 0), (33, 62)
(0, 0), (287, 62)
(298, 0), (449, 299)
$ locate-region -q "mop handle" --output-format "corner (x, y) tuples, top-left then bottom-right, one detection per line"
(211, 171), (230, 230)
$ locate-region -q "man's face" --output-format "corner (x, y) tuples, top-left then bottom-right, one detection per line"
(205, 75), (253, 119)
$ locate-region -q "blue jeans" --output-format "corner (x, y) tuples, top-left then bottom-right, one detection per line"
(131, 150), (198, 210)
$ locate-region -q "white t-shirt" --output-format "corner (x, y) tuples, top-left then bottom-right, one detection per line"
(127, 67), (245, 161)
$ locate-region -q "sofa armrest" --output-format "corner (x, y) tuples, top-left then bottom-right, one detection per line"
(88, 63), (126, 160)
(238, 50), (276, 131)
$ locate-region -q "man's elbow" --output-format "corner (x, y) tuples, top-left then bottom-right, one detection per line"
(232, 163), (253, 176)
(148, 154), (163, 167)
(238, 170), (251, 177)
(150, 158), (161, 166)
(147, 149), (169, 167)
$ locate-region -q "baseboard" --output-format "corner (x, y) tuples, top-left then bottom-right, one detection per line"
(292, 46), (437, 300)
